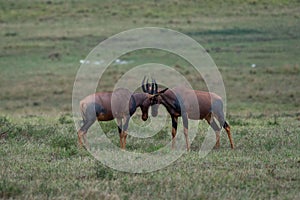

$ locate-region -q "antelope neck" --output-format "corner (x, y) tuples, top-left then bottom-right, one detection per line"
(160, 93), (179, 111)
(133, 93), (148, 107)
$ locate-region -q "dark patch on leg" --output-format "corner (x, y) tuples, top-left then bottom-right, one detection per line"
(123, 116), (130, 131)
(182, 113), (190, 151)
(210, 119), (221, 132)
(171, 116), (178, 149)
(223, 121), (229, 129)
(211, 99), (225, 127)
(182, 112), (188, 129)
(83, 103), (105, 122)
(171, 116), (178, 132)
(223, 121), (234, 149)
(80, 120), (96, 133)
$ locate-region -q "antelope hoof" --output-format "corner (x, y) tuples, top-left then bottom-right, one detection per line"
(214, 143), (220, 149)
(78, 131), (87, 149)
(82, 145), (88, 151)
(78, 134), (83, 147)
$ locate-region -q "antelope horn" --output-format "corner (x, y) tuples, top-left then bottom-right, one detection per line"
(151, 78), (155, 94)
(159, 87), (168, 94)
(146, 78), (150, 93)
(142, 76), (147, 92)
(154, 79), (158, 94)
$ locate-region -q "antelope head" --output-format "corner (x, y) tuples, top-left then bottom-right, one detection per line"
(141, 77), (168, 117)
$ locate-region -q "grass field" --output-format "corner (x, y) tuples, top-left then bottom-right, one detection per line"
(0, 0), (299, 199)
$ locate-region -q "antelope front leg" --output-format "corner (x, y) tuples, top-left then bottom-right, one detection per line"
(171, 116), (178, 149)
(122, 116), (130, 150)
(119, 132), (125, 149)
(123, 132), (128, 149)
(117, 118), (125, 149)
(207, 114), (221, 149)
(184, 127), (190, 151)
(224, 124), (234, 149)
(78, 130), (89, 150)
(78, 130), (84, 147)
(214, 131), (220, 149)
(182, 113), (190, 151)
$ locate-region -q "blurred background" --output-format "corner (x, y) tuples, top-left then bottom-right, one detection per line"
(1, 0), (299, 117)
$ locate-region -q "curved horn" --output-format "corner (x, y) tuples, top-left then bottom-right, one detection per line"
(146, 78), (150, 93)
(154, 79), (158, 94)
(151, 78), (155, 94)
(159, 87), (168, 94)
(142, 76), (147, 92)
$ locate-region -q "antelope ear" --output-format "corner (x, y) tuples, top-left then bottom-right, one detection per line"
(158, 88), (168, 94)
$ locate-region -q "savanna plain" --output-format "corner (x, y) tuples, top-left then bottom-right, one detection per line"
(0, 0), (299, 199)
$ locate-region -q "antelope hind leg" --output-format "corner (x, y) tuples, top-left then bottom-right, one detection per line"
(214, 131), (220, 149)
(224, 125), (234, 149)
(78, 130), (89, 150)
(78, 130), (84, 147)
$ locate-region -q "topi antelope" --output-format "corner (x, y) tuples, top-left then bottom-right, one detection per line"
(142, 79), (234, 151)
(77, 88), (152, 149)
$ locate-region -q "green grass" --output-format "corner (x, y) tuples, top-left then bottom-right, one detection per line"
(0, 114), (299, 199)
(0, 0), (300, 199)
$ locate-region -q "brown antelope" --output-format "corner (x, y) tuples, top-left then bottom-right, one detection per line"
(77, 88), (153, 149)
(142, 79), (234, 151)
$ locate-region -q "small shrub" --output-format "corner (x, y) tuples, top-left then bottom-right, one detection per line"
(0, 179), (22, 198)
(28, 125), (56, 140)
(267, 115), (279, 126)
(145, 144), (165, 152)
(229, 118), (249, 126)
(50, 134), (78, 158)
(36, 182), (59, 198)
(0, 116), (11, 125)
(3, 121), (56, 141)
(94, 162), (114, 180)
(153, 129), (168, 140)
(264, 140), (276, 151)
(58, 114), (73, 124)
(0, 116), (13, 139)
